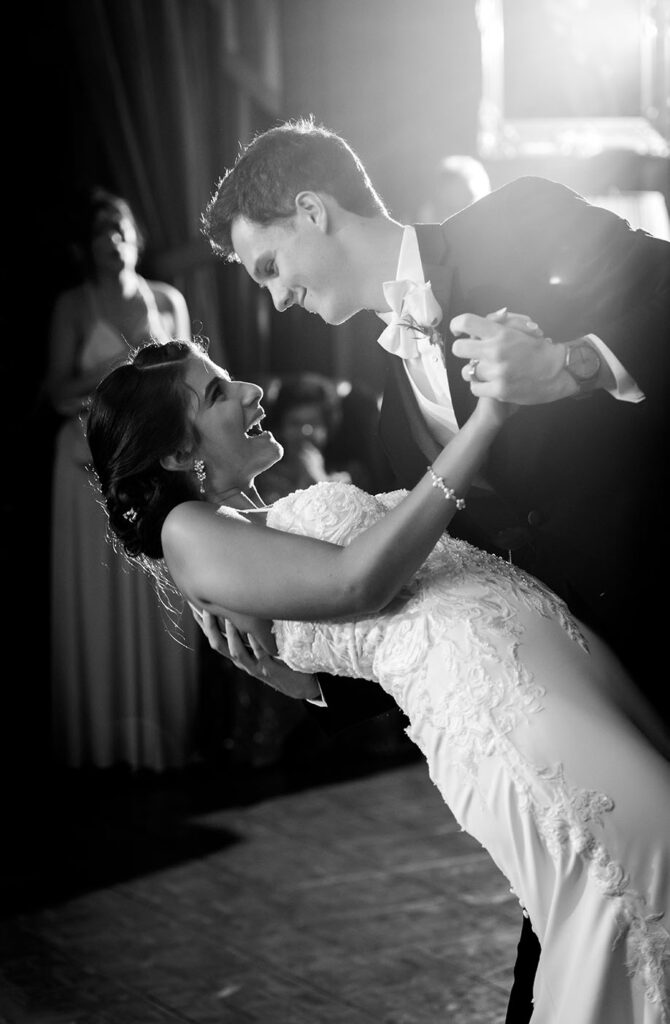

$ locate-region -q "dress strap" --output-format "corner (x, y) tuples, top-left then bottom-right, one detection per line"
(137, 277), (172, 344)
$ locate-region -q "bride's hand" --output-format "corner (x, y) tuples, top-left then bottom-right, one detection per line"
(452, 306), (561, 405)
(487, 307), (546, 338)
(473, 309), (528, 429)
(475, 309), (538, 421)
(473, 395), (517, 429)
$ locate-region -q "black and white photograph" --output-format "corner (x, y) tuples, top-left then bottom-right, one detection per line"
(4, 2), (670, 1022)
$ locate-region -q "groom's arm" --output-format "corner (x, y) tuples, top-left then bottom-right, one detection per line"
(194, 608), (396, 734)
(308, 674), (397, 736)
(448, 177), (669, 406)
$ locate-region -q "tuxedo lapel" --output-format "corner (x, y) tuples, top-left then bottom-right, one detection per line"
(414, 222), (476, 428)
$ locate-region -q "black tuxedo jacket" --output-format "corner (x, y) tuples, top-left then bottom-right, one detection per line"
(315, 176), (670, 730)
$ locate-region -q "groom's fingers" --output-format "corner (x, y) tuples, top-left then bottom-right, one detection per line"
(196, 609), (231, 657)
(224, 618), (258, 674)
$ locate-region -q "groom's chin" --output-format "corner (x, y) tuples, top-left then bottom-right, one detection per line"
(324, 307), (356, 327)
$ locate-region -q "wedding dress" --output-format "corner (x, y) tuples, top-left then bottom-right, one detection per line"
(255, 480), (670, 1024)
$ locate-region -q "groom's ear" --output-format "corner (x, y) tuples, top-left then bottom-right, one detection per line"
(294, 191), (328, 231)
(160, 449), (193, 474)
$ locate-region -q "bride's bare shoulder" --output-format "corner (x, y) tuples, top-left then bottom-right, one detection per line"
(162, 500), (245, 552)
(161, 500), (253, 598)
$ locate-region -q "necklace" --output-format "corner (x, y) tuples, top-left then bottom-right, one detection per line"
(212, 487), (244, 505)
(207, 478), (270, 513)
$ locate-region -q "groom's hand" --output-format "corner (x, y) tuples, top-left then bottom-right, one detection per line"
(451, 308), (567, 404)
(247, 632), (322, 700)
(190, 604), (277, 657)
(190, 605), (320, 700)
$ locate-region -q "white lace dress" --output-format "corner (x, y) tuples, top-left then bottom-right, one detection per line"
(261, 481), (670, 1024)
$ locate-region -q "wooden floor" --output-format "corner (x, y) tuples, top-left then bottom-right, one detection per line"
(1, 744), (521, 1024)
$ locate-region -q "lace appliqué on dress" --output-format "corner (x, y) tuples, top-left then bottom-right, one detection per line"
(535, 763), (669, 1017)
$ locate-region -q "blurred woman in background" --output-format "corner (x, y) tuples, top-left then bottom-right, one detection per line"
(46, 187), (200, 770)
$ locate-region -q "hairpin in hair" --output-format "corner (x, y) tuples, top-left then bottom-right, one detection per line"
(123, 507), (138, 523)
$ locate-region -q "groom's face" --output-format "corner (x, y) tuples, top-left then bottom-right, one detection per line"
(231, 207), (362, 326)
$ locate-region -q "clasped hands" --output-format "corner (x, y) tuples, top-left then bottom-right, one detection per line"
(452, 307), (565, 404)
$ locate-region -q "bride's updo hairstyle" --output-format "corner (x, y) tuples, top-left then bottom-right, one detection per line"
(87, 338), (207, 563)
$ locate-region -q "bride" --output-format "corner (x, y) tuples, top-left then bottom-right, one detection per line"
(87, 337), (669, 1024)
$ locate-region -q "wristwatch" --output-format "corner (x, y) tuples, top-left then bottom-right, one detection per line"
(563, 337), (601, 396)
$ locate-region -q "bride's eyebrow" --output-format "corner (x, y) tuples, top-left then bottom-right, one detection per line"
(204, 377), (221, 403)
(202, 370), (236, 401)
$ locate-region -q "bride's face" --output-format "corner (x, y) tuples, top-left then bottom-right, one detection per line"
(183, 355), (283, 490)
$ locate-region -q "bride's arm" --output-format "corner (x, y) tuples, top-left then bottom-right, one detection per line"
(163, 399), (508, 622)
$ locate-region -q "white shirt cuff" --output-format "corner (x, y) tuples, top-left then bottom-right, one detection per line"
(587, 334), (645, 403)
(307, 680), (327, 707)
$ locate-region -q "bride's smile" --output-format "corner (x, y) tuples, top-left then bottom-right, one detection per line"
(183, 354), (283, 490)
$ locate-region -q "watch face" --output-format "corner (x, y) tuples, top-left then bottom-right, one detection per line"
(566, 342), (600, 382)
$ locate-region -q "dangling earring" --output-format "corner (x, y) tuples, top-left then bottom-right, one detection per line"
(194, 458), (207, 494)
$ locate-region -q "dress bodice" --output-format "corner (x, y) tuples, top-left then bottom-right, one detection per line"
(265, 481), (583, 701)
(267, 482), (404, 681)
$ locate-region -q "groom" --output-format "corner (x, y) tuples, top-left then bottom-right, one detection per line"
(200, 118), (669, 1021)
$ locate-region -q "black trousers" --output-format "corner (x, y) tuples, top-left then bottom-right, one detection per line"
(505, 915), (541, 1023)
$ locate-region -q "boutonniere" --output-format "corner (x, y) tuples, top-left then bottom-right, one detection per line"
(379, 279), (445, 360)
(398, 280), (445, 357)
(398, 312), (443, 350)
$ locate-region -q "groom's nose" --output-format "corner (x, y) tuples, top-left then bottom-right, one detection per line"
(269, 281), (294, 312)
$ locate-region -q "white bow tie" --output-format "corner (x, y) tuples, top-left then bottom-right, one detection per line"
(377, 279), (444, 359)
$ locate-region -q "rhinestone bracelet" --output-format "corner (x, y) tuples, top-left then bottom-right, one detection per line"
(426, 466), (467, 510)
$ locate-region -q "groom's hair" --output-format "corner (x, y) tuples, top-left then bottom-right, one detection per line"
(201, 116), (388, 260)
